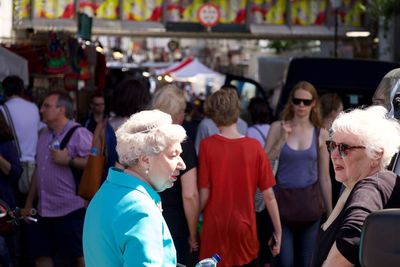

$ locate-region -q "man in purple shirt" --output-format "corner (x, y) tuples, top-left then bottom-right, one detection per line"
(25, 91), (92, 267)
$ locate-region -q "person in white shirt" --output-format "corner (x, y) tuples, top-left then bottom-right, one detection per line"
(1, 75), (41, 197)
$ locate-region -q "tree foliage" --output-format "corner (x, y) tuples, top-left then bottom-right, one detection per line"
(368, 0), (400, 22)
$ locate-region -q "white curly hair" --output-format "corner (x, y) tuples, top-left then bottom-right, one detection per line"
(116, 109), (186, 167)
(331, 105), (400, 170)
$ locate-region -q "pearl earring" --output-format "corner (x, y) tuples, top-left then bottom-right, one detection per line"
(145, 169), (149, 174)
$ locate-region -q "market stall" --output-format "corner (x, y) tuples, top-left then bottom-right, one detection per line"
(161, 57), (224, 98)
(0, 46), (29, 86)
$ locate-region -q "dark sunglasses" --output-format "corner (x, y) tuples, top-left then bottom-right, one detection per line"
(292, 98), (313, 106)
(325, 140), (366, 158)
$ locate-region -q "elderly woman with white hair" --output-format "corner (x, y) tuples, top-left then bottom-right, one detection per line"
(312, 105), (400, 267)
(83, 110), (186, 267)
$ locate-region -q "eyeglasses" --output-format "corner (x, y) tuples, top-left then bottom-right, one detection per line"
(325, 140), (366, 158)
(292, 98), (313, 106)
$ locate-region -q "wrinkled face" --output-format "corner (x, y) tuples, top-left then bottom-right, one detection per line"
(91, 96), (105, 114)
(291, 89), (315, 118)
(147, 141), (186, 192)
(328, 132), (371, 186)
(40, 94), (63, 124)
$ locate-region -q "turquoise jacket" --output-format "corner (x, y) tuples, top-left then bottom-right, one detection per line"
(83, 167), (176, 267)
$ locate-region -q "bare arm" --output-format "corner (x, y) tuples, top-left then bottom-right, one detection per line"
(265, 121), (290, 160)
(263, 187), (282, 256)
(69, 156), (88, 170)
(50, 148), (88, 170)
(199, 188), (210, 211)
(0, 155), (11, 176)
(322, 242), (353, 267)
(319, 129), (333, 215)
(25, 168), (38, 209)
(181, 168), (200, 252)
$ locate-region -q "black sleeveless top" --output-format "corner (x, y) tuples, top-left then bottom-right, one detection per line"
(311, 170), (400, 267)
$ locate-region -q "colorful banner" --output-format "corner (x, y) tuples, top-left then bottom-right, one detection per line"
(265, 0), (286, 24)
(250, 0), (286, 24)
(34, 0), (75, 19)
(79, 0), (119, 20)
(341, 0), (364, 27)
(20, 0), (31, 18)
(291, 0), (328, 26)
(166, 0), (185, 22)
(182, 0), (204, 22)
(123, 0), (163, 21)
(211, 0), (246, 24)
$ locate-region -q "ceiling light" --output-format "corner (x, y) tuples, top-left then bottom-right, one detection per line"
(345, 31), (370, 37)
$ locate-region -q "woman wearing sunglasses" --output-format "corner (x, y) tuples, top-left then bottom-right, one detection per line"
(311, 105), (400, 267)
(265, 81), (332, 267)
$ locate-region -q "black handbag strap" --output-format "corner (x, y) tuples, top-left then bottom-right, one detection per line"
(316, 127), (320, 179)
(1, 104), (21, 158)
(60, 125), (81, 150)
(59, 125), (83, 194)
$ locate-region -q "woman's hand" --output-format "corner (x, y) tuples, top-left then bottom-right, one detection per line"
(268, 232), (281, 256)
(188, 235), (199, 252)
(281, 121), (292, 141)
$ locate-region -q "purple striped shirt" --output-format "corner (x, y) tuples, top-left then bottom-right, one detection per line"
(36, 120), (92, 217)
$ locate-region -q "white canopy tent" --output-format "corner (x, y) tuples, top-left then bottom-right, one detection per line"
(161, 57), (225, 97)
(0, 46), (29, 86)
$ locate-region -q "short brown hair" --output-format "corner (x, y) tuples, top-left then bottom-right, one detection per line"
(319, 93), (343, 119)
(205, 89), (240, 127)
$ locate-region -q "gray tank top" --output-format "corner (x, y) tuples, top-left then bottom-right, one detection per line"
(276, 128), (318, 188)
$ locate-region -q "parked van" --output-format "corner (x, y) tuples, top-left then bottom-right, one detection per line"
(269, 57), (400, 117)
(225, 57), (400, 122)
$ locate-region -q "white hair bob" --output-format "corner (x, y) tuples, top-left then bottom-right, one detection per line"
(116, 109), (186, 167)
(331, 105), (400, 170)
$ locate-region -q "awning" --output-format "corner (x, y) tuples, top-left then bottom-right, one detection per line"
(0, 46), (29, 86)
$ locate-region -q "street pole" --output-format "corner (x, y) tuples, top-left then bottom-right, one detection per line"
(334, 7), (338, 58)
(330, 0), (341, 58)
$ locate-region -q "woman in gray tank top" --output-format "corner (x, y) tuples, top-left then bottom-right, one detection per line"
(265, 81), (332, 267)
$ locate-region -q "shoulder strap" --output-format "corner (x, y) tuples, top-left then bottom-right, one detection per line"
(1, 104), (21, 157)
(59, 124), (83, 195)
(316, 127), (320, 178)
(253, 125), (267, 141)
(60, 125), (82, 150)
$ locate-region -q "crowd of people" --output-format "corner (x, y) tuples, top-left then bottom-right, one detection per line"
(0, 73), (399, 267)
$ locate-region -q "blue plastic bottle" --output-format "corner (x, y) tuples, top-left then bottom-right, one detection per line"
(195, 253), (221, 267)
(90, 147), (97, 155)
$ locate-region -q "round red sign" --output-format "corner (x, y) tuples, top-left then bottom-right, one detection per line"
(197, 3), (221, 27)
